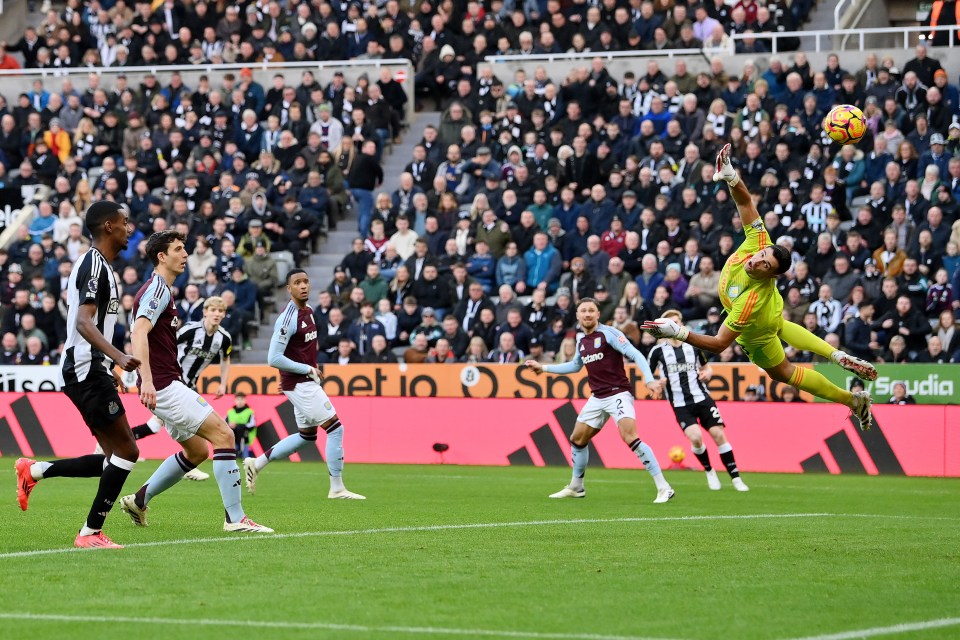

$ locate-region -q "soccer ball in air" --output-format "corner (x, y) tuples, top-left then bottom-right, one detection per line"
(668, 446), (686, 463)
(823, 104), (866, 145)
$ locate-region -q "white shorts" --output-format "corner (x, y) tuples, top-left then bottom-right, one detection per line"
(577, 391), (636, 429)
(154, 380), (215, 442)
(283, 381), (338, 429)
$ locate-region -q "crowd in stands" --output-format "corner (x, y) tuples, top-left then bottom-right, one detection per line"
(0, 0), (959, 371)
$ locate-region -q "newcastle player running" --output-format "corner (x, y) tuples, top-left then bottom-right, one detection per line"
(244, 269), (365, 499)
(524, 298), (674, 504)
(15, 201), (142, 549)
(647, 310), (748, 492)
(118, 231), (271, 533)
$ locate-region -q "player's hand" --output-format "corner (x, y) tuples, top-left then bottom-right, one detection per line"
(215, 383), (226, 399)
(523, 359), (543, 374)
(140, 381), (157, 411)
(116, 354), (141, 372)
(308, 367), (324, 384)
(640, 318), (689, 341)
(712, 143), (740, 186)
(645, 379), (663, 399)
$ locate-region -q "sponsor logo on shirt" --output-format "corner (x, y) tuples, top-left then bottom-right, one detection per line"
(583, 353), (604, 364)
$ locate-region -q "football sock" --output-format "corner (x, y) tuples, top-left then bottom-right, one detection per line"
(570, 443), (588, 490)
(84, 454), (136, 531)
(691, 444), (712, 471)
(779, 320), (838, 360)
(788, 366), (853, 406)
(325, 421), (344, 487)
(253, 431), (315, 470)
(213, 449), (245, 523)
(629, 438), (670, 490)
(135, 452), (195, 508)
(717, 443), (740, 479)
(34, 455), (104, 480)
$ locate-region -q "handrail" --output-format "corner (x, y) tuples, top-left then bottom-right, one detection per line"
(728, 23), (958, 54)
(834, 0), (855, 29)
(484, 48), (705, 64)
(0, 58), (412, 78)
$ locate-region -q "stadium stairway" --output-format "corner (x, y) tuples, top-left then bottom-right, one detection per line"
(242, 110), (441, 363)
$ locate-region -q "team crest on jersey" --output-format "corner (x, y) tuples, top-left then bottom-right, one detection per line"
(594, 337), (602, 348)
(87, 278), (98, 293)
(727, 284), (741, 299)
(108, 401), (119, 415)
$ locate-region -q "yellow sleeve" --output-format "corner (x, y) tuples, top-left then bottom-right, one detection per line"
(723, 289), (760, 334)
(734, 218), (771, 260)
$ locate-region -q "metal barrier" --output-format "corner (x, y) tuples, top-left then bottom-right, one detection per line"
(484, 48), (705, 64)
(729, 24), (958, 54)
(0, 59), (416, 124)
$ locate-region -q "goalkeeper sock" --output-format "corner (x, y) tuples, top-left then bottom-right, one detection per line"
(629, 439), (669, 490)
(691, 444), (712, 471)
(570, 443), (588, 490)
(779, 321), (837, 360)
(788, 366), (853, 406)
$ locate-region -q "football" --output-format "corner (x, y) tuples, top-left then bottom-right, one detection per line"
(669, 446), (686, 463)
(823, 104), (866, 145)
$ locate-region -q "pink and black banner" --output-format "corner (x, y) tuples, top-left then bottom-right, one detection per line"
(0, 394), (956, 477)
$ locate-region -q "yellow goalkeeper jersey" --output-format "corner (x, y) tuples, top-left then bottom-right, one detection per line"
(718, 218), (784, 342)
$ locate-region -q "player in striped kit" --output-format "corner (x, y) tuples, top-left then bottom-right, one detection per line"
(118, 231), (271, 533)
(15, 201), (142, 549)
(117, 296), (234, 482)
(647, 310), (748, 492)
(243, 269), (365, 500)
(523, 298), (674, 504)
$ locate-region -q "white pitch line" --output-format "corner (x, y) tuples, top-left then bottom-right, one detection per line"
(0, 513), (831, 559)
(0, 612), (680, 640)
(782, 616), (960, 640)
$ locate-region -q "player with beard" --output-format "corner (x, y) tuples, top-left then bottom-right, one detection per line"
(523, 298), (673, 503)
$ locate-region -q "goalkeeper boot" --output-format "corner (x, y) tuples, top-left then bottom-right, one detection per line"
(831, 350), (878, 381)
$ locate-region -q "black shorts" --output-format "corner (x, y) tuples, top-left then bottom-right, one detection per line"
(63, 373), (126, 434)
(672, 400), (724, 431)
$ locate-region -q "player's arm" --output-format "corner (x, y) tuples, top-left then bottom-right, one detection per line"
(215, 334), (232, 398)
(524, 350), (584, 375)
(713, 143), (760, 228)
(132, 280), (171, 410)
(641, 318), (739, 355)
(74, 257), (139, 373)
(267, 310), (319, 379)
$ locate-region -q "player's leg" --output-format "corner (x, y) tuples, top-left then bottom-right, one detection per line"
(778, 320), (877, 381)
(706, 426), (748, 492)
(616, 414), (674, 503)
(764, 357), (873, 429)
(121, 434), (208, 526)
(549, 420), (599, 498)
(322, 415), (364, 499)
(131, 416), (164, 440)
(683, 423), (721, 490)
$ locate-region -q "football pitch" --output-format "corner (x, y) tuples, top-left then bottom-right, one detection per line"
(2, 462), (958, 640)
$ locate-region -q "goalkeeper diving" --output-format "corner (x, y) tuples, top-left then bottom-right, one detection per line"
(641, 144), (876, 429)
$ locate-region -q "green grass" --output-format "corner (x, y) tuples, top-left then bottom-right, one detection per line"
(2, 462), (959, 640)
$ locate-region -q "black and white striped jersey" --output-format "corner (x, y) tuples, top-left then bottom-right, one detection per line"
(60, 248), (121, 385)
(176, 321), (232, 388)
(647, 342), (710, 408)
(799, 201), (833, 234)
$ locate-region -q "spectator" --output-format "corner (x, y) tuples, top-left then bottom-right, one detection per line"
(872, 295), (931, 353)
(487, 331), (523, 363)
(363, 334), (398, 364)
(404, 333), (431, 364)
(887, 380), (917, 405)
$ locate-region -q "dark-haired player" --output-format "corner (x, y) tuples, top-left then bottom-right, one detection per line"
(523, 298), (673, 504)
(243, 269), (365, 499)
(648, 310), (748, 492)
(118, 231), (272, 532)
(15, 201), (142, 549)
(642, 145), (876, 429)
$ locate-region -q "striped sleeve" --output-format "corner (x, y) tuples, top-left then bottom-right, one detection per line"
(135, 276), (171, 327)
(218, 327), (233, 357)
(74, 251), (103, 305)
(723, 289), (759, 333)
(601, 325), (654, 382)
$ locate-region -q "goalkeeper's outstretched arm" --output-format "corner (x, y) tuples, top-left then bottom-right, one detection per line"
(714, 143), (761, 227)
(642, 318), (740, 355)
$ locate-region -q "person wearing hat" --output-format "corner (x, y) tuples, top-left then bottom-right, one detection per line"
(919, 132), (951, 179)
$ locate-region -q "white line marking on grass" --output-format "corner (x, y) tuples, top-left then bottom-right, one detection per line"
(0, 612), (681, 640)
(782, 617), (960, 640)
(0, 513), (831, 559)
